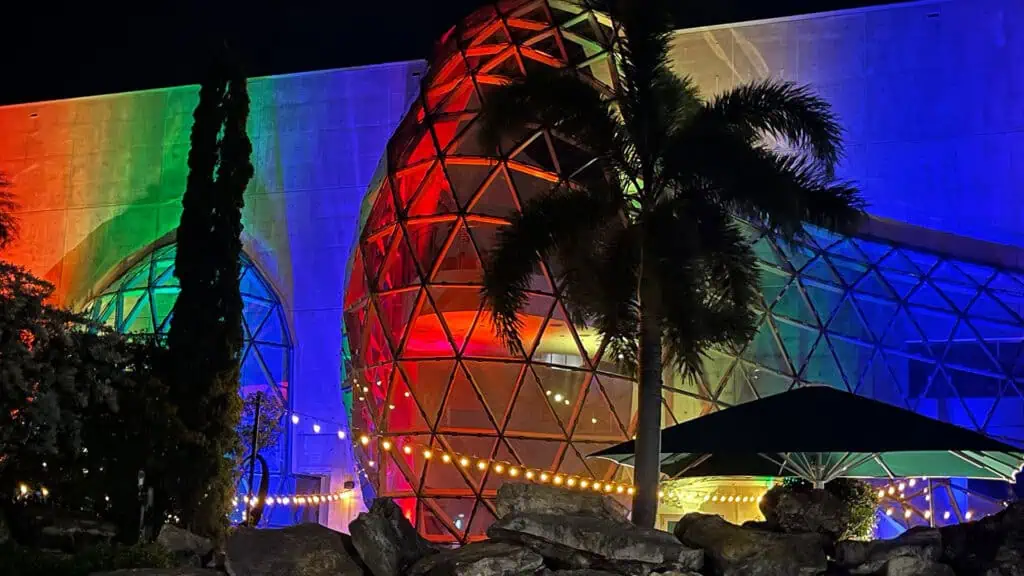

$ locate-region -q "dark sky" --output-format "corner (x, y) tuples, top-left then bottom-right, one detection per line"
(1, 0), (898, 105)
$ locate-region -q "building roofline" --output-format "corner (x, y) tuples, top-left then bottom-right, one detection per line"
(673, 0), (950, 36)
(860, 216), (1024, 271)
(0, 58), (428, 110)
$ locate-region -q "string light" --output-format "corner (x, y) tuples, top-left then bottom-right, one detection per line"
(233, 489), (354, 510)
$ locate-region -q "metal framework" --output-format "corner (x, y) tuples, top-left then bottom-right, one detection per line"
(343, 0), (1024, 543)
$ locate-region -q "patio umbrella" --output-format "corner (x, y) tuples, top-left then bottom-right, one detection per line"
(591, 386), (1024, 488)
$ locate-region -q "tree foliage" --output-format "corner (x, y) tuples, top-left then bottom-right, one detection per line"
(781, 477), (878, 540)
(0, 172), (18, 250)
(475, 0), (865, 526)
(164, 50), (253, 539)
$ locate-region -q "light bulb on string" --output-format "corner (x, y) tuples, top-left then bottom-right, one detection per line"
(291, 414), (300, 424)
(313, 423), (321, 434)
(337, 430), (345, 439)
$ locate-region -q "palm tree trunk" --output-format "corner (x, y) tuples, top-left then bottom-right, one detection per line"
(631, 268), (663, 528)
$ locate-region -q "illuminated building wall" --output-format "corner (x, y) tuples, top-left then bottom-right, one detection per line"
(0, 61), (427, 530)
(344, 0), (1024, 542)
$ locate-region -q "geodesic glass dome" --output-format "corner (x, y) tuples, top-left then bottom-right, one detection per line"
(343, 0), (1024, 543)
(85, 242), (295, 518)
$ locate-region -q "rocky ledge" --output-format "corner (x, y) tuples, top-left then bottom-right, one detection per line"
(99, 484), (1024, 576)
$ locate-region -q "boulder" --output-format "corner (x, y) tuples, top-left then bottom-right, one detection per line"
(224, 522), (369, 576)
(939, 502), (1024, 574)
(488, 512), (702, 575)
(834, 527), (942, 574)
(407, 541), (543, 576)
(38, 515), (117, 552)
(880, 556), (954, 576)
(673, 512), (828, 576)
(157, 525), (214, 567)
(760, 485), (849, 541)
(350, 499), (438, 576)
(494, 483), (629, 522)
(984, 535), (1024, 576)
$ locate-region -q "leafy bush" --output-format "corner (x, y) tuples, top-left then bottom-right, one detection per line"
(781, 477), (878, 540)
(0, 541), (173, 576)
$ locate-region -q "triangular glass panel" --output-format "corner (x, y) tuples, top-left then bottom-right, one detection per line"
(466, 502), (497, 541)
(967, 291), (1017, 324)
(963, 396), (997, 432)
(828, 255), (868, 286)
(255, 344), (287, 390)
(483, 440), (519, 492)
(366, 181), (398, 234)
(363, 303), (395, 367)
(424, 497), (474, 541)
(441, 434), (497, 490)
(508, 165), (557, 208)
(759, 267), (791, 309)
(377, 230), (423, 292)
(932, 280), (976, 312)
(747, 368), (796, 398)
(772, 283), (814, 322)
(827, 238), (865, 261)
(432, 222), (485, 284)
(400, 360), (455, 429)
(853, 295), (899, 342)
(407, 178), (458, 217)
(953, 261), (995, 285)
(404, 218), (457, 280)
(803, 280), (844, 325)
(383, 450), (417, 493)
(463, 308), (522, 359)
(900, 248), (939, 275)
(464, 360), (522, 427)
(345, 251), (369, 309)
(930, 261), (974, 286)
(532, 302), (586, 364)
(428, 286), (480, 354)
(468, 167), (520, 218)
(827, 296), (873, 343)
(430, 117), (465, 155)
(855, 270), (896, 299)
(594, 375), (635, 430)
(829, 335), (875, 390)
(742, 318), (793, 376)
(451, 118), (501, 158)
(504, 437), (560, 471)
(255, 307), (286, 345)
(376, 288), (422, 350)
(363, 227), (395, 288)
(879, 248), (923, 275)
(776, 239), (816, 272)
(907, 305), (958, 346)
(438, 365), (497, 433)
(575, 326), (603, 364)
(884, 270), (922, 299)
(989, 272), (1024, 293)
(851, 238), (892, 263)
(882, 305), (925, 351)
(857, 349), (907, 407)
(947, 322), (1003, 375)
(573, 441), (619, 480)
(775, 319), (820, 373)
(752, 236), (788, 270)
(402, 290), (458, 358)
(446, 161), (495, 208)
(800, 337), (847, 389)
(549, 133), (595, 179)
(556, 444), (592, 477)
(572, 379), (627, 440)
(531, 365), (589, 429)
(801, 256), (842, 286)
(386, 370), (431, 434)
(504, 371), (566, 437)
(392, 161), (434, 210)
(510, 132), (558, 173)
(422, 444), (476, 497)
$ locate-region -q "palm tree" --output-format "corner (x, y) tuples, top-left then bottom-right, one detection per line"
(476, 0), (865, 528)
(0, 172), (18, 250)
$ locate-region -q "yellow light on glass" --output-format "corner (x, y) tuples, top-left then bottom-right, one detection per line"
(539, 473), (549, 482)
(943, 511), (951, 520)
(403, 445), (413, 455)
(627, 487), (635, 495)
(459, 457), (470, 467)
(494, 463), (504, 474)
(616, 486), (624, 494)
(904, 509), (912, 519)
(567, 478), (576, 487)
(442, 453), (451, 463)
(477, 460), (487, 471)
(965, 511), (973, 520)
(382, 440), (392, 450)
(509, 467), (519, 477)
(580, 479), (589, 489)
(423, 450), (433, 459)
(886, 508), (894, 516)
(553, 475), (563, 485)
(604, 484), (613, 493)
(360, 435), (370, 446)
(525, 470), (535, 480)
(924, 510), (931, 519)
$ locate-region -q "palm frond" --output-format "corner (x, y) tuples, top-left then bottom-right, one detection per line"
(704, 79), (844, 173)
(663, 125), (865, 238)
(481, 185), (622, 352)
(0, 173), (19, 250)
(475, 68), (621, 163)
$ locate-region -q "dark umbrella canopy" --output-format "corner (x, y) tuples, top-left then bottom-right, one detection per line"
(592, 386), (1024, 484)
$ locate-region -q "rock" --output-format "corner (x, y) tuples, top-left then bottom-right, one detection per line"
(89, 565), (222, 569)
(38, 515), (117, 552)
(673, 512), (828, 576)
(940, 501), (1024, 574)
(224, 522), (369, 576)
(835, 527), (941, 574)
(350, 499), (437, 576)
(157, 525), (214, 567)
(984, 535), (1024, 576)
(760, 484), (849, 541)
(407, 541), (543, 576)
(880, 556), (954, 576)
(495, 482), (629, 522)
(488, 512), (702, 575)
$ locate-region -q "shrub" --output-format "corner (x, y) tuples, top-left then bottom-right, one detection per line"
(781, 477), (878, 540)
(0, 541), (173, 576)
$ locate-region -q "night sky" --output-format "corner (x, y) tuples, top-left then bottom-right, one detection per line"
(1, 0), (900, 105)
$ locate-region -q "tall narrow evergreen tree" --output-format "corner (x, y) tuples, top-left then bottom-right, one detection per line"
(166, 51), (253, 538)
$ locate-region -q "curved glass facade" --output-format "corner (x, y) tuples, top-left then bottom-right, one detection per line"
(85, 243), (296, 524)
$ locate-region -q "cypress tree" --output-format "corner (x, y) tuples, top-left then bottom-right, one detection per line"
(166, 51), (253, 539)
